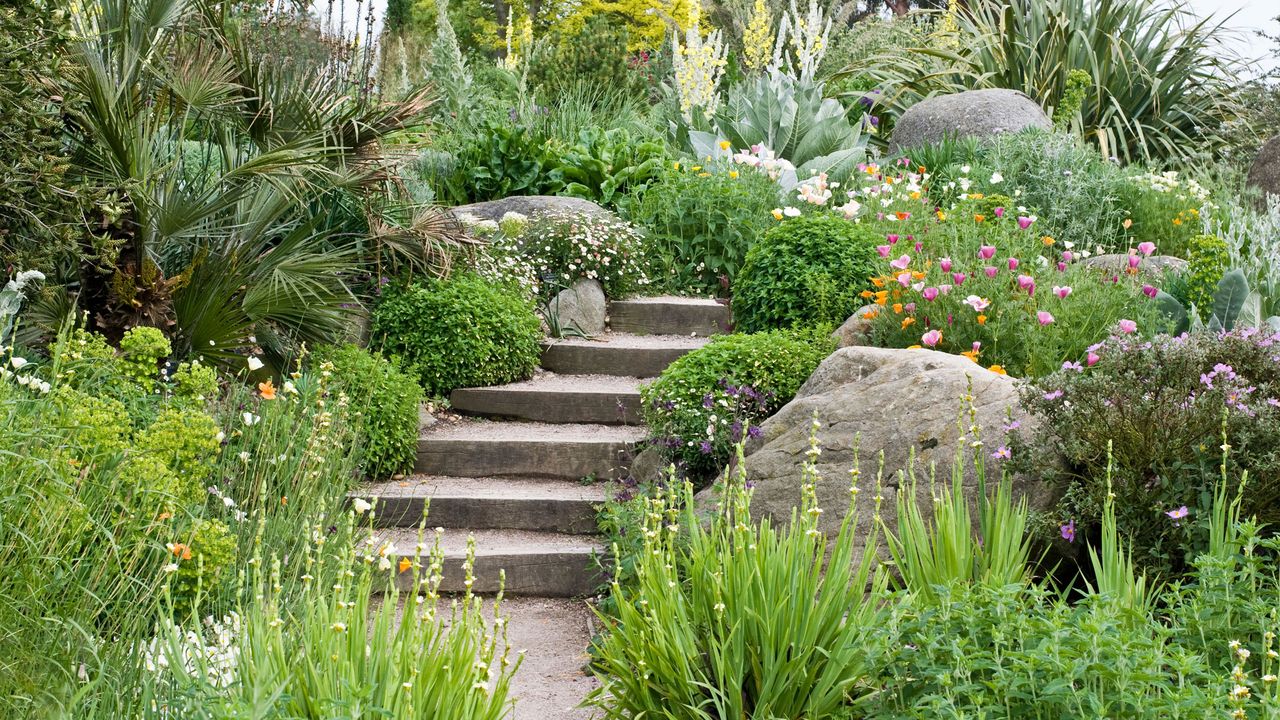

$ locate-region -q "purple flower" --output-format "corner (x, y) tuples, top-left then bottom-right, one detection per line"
(747, 425), (764, 439)
(702, 393), (715, 409)
(1043, 389), (1064, 401)
(1061, 520), (1076, 542)
(1062, 361), (1083, 372)
(1002, 419), (1021, 432)
(699, 441), (713, 455)
(991, 446), (1011, 460)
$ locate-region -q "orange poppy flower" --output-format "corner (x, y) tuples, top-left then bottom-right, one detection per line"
(988, 364), (1008, 375)
(860, 290), (874, 299)
(901, 317), (916, 329)
(168, 542), (192, 560)
(871, 277), (886, 288)
(258, 379), (277, 400)
(974, 214), (986, 224)
(895, 211), (911, 221)
(961, 349), (980, 362)
(976, 314), (988, 325)
(893, 303), (904, 314)
(1042, 236), (1055, 246)
(398, 557), (413, 574)
(862, 310), (879, 320)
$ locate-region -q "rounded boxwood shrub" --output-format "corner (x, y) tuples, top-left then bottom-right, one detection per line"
(371, 273), (542, 397)
(732, 214), (881, 333)
(640, 328), (834, 479)
(312, 344), (424, 479)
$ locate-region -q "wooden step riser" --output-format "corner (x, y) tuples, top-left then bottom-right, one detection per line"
(416, 440), (634, 481)
(371, 495), (600, 535)
(451, 388), (642, 425)
(540, 343), (691, 377)
(609, 300), (731, 337)
(388, 552), (604, 597)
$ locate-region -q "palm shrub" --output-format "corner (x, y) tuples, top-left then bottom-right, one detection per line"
(58, 0), (464, 365)
(733, 214), (881, 333)
(850, 0), (1242, 164)
(587, 429), (890, 718)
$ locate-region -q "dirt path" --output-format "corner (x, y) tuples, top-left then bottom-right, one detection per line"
(501, 597), (600, 720)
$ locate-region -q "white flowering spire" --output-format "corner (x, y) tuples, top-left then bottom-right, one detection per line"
(770, 0), (830, 83)
(671, 0), (727, 122)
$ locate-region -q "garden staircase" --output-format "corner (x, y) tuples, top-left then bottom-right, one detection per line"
(361, 296), (731, 598)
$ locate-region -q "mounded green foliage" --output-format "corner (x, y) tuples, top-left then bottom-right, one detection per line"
(732, 214), (881, 333)
(1183, 234), (1229, 321)
(371, 273), (542, 397)
(640, 329), (833, 478)
(312, 344), (424, 479)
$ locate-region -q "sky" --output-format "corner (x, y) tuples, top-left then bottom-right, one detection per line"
(318, 0), (1279, 77)
(1186, 0), (1278, 77)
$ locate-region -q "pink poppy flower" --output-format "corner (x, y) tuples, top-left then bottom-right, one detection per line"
(1017, 216), (1034, 230)
(922, 287), (940, 301)
(1142, 284), (1158, 298)
(952, 272), (967, 285)
(1062, 251), (1074, 263)
(921, 329), (942, 347)
(1128, 254), (1141, 269)
(1053, 285), (1072, 299)
(979, 245), (997, 260)
(964, 295), (990, 312)
(940, 257), (953, 272)
(1056, 262), (1067, 272)
(1037, 311), (1055, 326)
(1117, 319), (1137, 334)
(876, 245), (891, 258)
(890, 255), (911, 270)
(984, 266), (999, 279)
(887, 234), (900, 245)
(1017, 275), (1036, 294)
(994, 207), (1006, 218)
(1087, 352), (1100, 366)
(1008, 257), (1020, 271)
(897, 272), (913, 287)
(1138, 242), (1156, 256)
(915, 241), (924, 253)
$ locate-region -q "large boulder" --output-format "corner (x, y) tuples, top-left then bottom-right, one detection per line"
(450, 195), (611, 224)
(1247, 134), (1280, 210)
(702, 346), (1056, 561)
(547, 278), (606, 336)
(889, 89), (1053, 155)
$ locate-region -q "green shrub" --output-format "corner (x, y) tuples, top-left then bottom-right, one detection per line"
(623, 163), (781, 295)
(640, 329), (833, 478)
(135, 407), (221, 505)
(312, 344), (423, 478)
(170, 518), (237, 618)
(1014, 329), (1280, 577)
(527, 16), (649, 101)
(372, 273), (542, 397)
(119, 326), (172, 391)
(1182, 234), (1230, 320)
(733, 214), (880, 333)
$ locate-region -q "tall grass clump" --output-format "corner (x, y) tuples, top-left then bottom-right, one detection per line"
(588, 422), (890, 718)
(140, 508), (519, 719)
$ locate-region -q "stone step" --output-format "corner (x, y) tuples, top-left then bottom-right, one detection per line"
(451, 373), (642, 425)
(378, 528), (606, 597)
(358, 476), (606, 534)
(417, 420), (645, 480)
(541, 333), (708, 378)
(610, 296), (731, 336)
